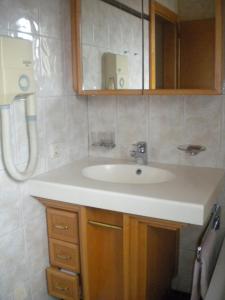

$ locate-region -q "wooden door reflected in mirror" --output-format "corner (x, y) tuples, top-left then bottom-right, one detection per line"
(144, 0), (222, 94)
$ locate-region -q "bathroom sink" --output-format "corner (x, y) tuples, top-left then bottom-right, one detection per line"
(82, 164), (175, 184)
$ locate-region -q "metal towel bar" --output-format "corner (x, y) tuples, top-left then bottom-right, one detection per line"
(197, 204), (221, 262)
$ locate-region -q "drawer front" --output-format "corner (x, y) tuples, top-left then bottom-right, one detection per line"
(47, 267), (79, 300)
(47, 208), (79, 244)
(49, 238), (80, 272)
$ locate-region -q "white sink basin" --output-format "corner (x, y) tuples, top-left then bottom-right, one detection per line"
(82, 164), (175, 184)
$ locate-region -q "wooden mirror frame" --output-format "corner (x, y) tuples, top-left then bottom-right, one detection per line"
(71, 0), (223, 96)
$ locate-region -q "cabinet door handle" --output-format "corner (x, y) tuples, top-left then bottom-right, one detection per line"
(55, 285), (69, 292)
(54, 224), (69, 230)
(56, 254), (71, 260)
(88, 220), (122, 230)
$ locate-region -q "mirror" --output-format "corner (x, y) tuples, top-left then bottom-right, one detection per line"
(144, 0), (221, 92)
(79, 0), (143, 92)
(71, 0), (222, 95)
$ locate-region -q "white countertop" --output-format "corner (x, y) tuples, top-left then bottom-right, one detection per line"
(28, 158), (225, 225)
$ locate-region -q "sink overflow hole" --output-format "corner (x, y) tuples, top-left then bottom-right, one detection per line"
(136, 169), (142, 175)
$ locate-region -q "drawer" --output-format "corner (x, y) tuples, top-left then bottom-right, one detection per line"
(47, 267), (79, 300)
(47, 208), (79, 243)
(49, 238), (80, 272)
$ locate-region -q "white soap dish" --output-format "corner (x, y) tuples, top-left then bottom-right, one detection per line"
(177, 144), (206, 156)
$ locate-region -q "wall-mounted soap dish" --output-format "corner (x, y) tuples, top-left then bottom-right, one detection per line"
(91, 131), (116, 150)
(177, 144), (206, 156)
(92, 141), (116, 149)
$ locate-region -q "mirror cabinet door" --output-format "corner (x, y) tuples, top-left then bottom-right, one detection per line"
(144, 0), (221, 92)
(79, 0), (143, 92)
(72, 0), (221, 95)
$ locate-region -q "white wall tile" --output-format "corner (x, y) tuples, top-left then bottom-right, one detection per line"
(0, 229), (29, 299)
(88, 96), (118, 158)
(0, 1), (88, 299)
(117, 96), (148, 146)
(180, 96), (222, 167)
(0, 203), (22, 237)
(0, 0), (9, 30)
(149, 96), (184, 164)
(39, 37), (64, 97)
(39, 0), (62, 39)
(63, 40), (75, 96)
(7, 0), (39, 34)
(10, 280), (32, 300)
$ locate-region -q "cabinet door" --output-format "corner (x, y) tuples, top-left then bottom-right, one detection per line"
(128, 217), (180, 300)
(85, 208), (124, 300)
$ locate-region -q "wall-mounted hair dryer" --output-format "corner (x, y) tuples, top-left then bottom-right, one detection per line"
(0, 37), (38, 181)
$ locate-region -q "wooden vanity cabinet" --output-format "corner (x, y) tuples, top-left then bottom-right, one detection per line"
(40, 198), (182, 300)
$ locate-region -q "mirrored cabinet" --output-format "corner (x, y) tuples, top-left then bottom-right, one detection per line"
(71, 0), (223, 95)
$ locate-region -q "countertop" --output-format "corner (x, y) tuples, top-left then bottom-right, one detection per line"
(28, 158), (225, 225)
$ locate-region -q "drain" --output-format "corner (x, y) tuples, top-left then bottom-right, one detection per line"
(136, 169), (142, 175)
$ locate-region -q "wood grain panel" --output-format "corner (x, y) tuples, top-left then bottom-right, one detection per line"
(49, 238), (80, 272)
(163, 21), (177, 88)
(86, 209), (124, 300)
(146, 227), (178, 300)
(179, 19), (215, 89)
(47, 208), (79, 244)
(128, 217), (180, 300)
(87, 207), (123, 227)
(47, 267), (80, 300)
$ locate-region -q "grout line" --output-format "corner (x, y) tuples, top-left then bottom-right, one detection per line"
(115, 96), (119, 156)
(218, 96), (224, 167)
(87, 96), (90, 157)
(146, 96), (150, 161)
(178, 96), (185, 164)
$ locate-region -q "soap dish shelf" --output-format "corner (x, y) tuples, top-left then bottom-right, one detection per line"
(92, 142), (116, 149)
(177, 144), (206, 156)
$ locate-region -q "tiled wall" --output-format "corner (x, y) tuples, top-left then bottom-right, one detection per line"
(88, 95), (225, 168)
(0, 0), (88, 299)
(88, 94), (225, 292)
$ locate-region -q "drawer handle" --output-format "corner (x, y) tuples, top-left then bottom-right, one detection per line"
(56, 254), (71, 260)
(88, 220), (122, 230)
(54, 224), (69, 230)
(55, 285), (69, 292)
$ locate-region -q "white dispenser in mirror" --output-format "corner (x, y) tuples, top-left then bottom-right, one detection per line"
(0, 36), (38, 181)
(103, 53), (128, 89)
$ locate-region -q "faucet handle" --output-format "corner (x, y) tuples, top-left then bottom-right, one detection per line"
(136, 141), (147, 153)
(130, 149), (137, 158)
(130, 142), (147, 164)
(130, 143), (139, 158)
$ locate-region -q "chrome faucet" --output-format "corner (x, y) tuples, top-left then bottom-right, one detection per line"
(130, 142), (147, 165)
